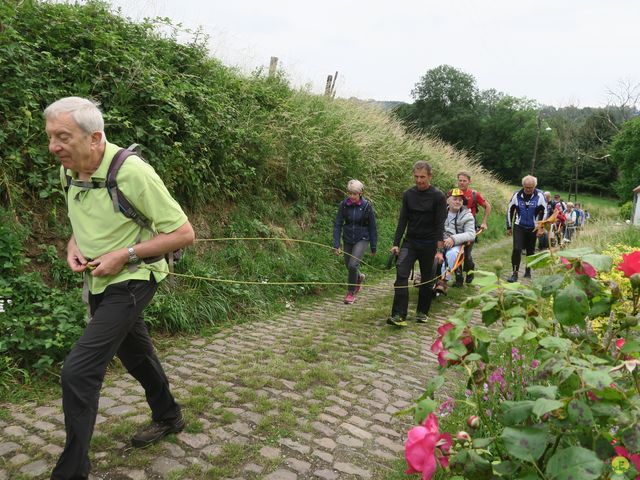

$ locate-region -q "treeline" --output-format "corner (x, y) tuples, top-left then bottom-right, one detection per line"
(394, 64), (638, 199)
(0, 0), (513, 377)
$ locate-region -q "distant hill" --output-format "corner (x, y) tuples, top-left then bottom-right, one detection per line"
(348, 98), (407, 111)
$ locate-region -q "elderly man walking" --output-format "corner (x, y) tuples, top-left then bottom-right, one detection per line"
(45, 97), (195, 480)
(506, 175), (547, 282)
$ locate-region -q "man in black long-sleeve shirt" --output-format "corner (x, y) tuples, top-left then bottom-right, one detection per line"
(388, 161), (447, 326)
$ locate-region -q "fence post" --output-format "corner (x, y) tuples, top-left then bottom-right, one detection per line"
(269, 56), (278, 77)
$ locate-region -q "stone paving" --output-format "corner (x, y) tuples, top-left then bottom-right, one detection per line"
(0, 272), (480, 479)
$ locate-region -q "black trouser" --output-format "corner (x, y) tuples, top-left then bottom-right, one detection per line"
(511, 224), (537, 271)
(463, 242), (475, 274)
(51, 278), (181, 480)
(391, 243), (437, 318)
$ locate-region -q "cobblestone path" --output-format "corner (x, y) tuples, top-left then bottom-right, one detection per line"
(0, 271), (480, 479)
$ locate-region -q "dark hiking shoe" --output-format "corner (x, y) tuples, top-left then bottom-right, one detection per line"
(131, 414), (185, 448)
(523, 268), (532, 278)
(386, 316), (407, 327)
(454, 272), (464, 287)
(507, 271), (518, 283)
(416, 313), (429, 324)
(465, 272), (474, 284)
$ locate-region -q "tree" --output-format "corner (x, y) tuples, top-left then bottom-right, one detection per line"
(610, 117), (640, 200)
(399, 65), (481, 150)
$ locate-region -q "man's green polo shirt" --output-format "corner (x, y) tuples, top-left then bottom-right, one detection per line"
(61, 142), (188, 294)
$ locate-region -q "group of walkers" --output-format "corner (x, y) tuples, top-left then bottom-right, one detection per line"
(505, 176), (588, 283)
(333, 162), (491, 327)
(44, 95), (590, 479)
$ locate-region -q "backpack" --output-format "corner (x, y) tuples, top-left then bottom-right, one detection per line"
(63, 144), (182, 270)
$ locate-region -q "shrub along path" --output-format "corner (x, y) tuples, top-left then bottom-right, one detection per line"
(0, 240), (510, 480)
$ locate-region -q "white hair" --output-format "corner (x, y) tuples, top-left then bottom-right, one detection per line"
(44, 97), (106, 143)
(522, 175), (537, 187)
(347, 179), (364, 194)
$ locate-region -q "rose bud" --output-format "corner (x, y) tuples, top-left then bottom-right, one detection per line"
(467, 415), (480, 429)
(456, 431), (472, 442)
(631, 273), (640, 289)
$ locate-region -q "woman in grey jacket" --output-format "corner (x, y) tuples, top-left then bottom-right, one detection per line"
(438, 188), (476, 290)
(333, 179), (377, 304)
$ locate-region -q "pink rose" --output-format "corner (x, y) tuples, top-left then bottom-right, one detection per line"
(405, 413), (452, 480)
(561, 257), (596, 278)
(430, 322), (474, 368)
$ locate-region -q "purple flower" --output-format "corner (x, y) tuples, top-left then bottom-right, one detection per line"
(530, 359), (540, 369)
(511, 347), (521, 361)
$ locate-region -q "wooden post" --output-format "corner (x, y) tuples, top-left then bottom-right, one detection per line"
(269, 56), (278, 77)
(331, 71), (338, 98)
(325, 75), (333, 96)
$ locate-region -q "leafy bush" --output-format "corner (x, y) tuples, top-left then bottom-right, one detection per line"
(620, 201), (633, 221)
(404, 247), (640, 480)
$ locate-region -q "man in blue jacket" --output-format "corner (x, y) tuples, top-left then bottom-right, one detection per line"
(506, 175), (547, 282)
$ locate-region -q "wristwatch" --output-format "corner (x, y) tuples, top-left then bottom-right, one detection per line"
(127, 246), (140, 264)
(436, 248), (444, 253)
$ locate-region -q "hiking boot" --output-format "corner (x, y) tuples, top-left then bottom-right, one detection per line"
(131, 414), (185, 448)
(386, 316), (407, 327)
(344, 292), (355, 304)
(416, 313), (429, 324)
(523, 267), (532, 278)
(507, 271), (518, 283)
(465, 272), (474, 284)
(454, 271), (464, 287)
(354, 273), (365, 294)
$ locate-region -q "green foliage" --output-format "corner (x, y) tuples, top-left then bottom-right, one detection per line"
(620, 201), (633, 221)
(408, 246), (640, 479)
(0, 209), (86, 373)
(611, 117), (640, 201)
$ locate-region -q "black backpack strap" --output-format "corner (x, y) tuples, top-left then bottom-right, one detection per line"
(106, 148), (154, 234)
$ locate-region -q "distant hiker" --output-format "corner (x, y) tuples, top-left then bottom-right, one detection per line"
(435, 188), (476, 294)
(564, 202), (577, 241)
(387, 161), (447, 326)
(45, 97), (195, 480)
(506, 175), (547, 283)
(538, 191), (553, 250)
(333, 179), (377, 304)
(450, 171), (491, 284)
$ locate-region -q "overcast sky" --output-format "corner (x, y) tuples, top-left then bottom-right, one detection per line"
(102, 0), (639, 108)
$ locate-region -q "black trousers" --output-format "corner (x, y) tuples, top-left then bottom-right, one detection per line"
(391, 244), (437, 318)
(51, 278), (181, 480)
(463, 242), (475, 273)
(511, 224), (537, 271)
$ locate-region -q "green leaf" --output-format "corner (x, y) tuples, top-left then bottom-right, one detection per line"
(491, 461), (518, 476)
(414, 398), (437, 424)
(474, 271), (498, 287)
(554, 284), (589, 326)
(539, 274), (565, 298)
(465, 353), (482, 362)
(526, 385), (558, 399)
(418, 375), (445, 400)
(481, 304), (500, 326)
(588, 298), (611, 319)
(539, 336), (572, 352)
(450, 449), (493, 479)
(581, 254), (612, 272)
(620, 424), (640, 452)
(532, 398), (564, 417)
(501, 426), (549, 461)
(567, 399), (594, 427)
(621, 339), (640, 355)
(498, 325), (524, 343)
(560, 247), (594, 259)
(473, 437), (495, 448)
(582, 369), (613, 390)
(499, 401), (535, 426)
(470, 326), (492, 342)
(523, 331), (538, 341)
(545, 446), (604, 480)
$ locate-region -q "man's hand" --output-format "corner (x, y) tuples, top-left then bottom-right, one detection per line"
(334, 247), (342, 256)
(67, 237), (88, 273)
(507, 228), (512, 237)
(443, 238), (454, 249)
(390, 246), (399, 256)
(435, 252), (444, 263)
(480, 222), (488, 231)
(89, 248), (129, 277)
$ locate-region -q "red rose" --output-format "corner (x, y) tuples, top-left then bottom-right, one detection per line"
(617, 251), (640, 278)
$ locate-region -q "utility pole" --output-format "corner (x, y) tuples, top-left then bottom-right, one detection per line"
(324, 71), (338, 98)
(530, 115), (541, 175)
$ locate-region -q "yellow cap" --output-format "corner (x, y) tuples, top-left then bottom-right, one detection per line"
(450, 188), (464, 197)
